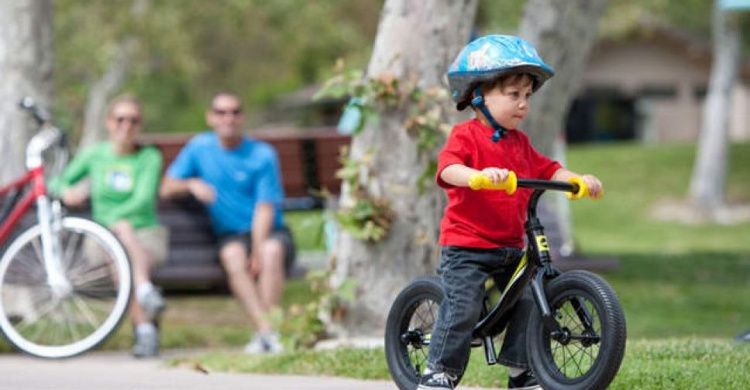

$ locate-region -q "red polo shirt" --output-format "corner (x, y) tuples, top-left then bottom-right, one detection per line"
(437, 119), (561, 248)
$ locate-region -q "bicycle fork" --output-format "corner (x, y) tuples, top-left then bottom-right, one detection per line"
(526, 212), (598, 345)
(36, 196), (71, 298)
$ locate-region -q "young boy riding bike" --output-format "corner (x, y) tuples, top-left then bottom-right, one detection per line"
(418, 35), (603, 390)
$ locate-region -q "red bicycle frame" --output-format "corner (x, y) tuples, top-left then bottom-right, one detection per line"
(0, 166), (46, 244)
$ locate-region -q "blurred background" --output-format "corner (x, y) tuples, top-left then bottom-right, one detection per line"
(0, 0), (748, 389)
(47, 0), (748, 142)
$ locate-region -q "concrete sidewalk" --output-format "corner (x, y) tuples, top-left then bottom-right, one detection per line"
(0, 349), (395, 390)
(0, 348), (499, 389)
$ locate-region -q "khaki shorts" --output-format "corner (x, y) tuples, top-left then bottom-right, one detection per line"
(83, 225), (169, 271)
(135, 225), (170, 269)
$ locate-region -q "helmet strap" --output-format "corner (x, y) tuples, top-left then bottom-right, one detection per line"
(470, 86), (507, 142)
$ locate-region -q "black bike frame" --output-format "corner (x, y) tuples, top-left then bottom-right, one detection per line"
(471, 179), (584, 364)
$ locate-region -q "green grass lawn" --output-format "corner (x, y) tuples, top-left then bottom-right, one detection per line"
(2, 142), (749, 388)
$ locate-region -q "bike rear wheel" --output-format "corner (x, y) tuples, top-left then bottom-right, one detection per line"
(385, 276), (452, 390)
(527, 270), (626, 390)
(0, 217), (131, 358)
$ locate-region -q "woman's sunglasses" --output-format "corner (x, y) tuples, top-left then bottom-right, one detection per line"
(113, 116), (142, 125)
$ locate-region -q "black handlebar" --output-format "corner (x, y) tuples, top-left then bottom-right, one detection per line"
(18, 97), (52, 125)
(17, 97), (69, 152)
(517, 179), (578, 193)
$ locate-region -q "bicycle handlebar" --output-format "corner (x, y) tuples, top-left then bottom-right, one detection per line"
(18, 97), (52, 125)
(468, 171), (600, 200)
(18, 97), (69, 172)
(468, 171), (517, 194)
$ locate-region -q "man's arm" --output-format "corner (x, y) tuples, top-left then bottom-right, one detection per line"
(160, 176), (216, 204)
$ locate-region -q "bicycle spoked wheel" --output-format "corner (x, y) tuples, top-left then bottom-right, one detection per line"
(0, 217), (131, 359)
(385, 276), (449, 390)
(527, 270), (626, 390)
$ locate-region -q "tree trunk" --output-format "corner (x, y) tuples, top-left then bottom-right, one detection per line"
(0, 0), (53, 184)
(329, 0), (477, 338)
(79, 0), (147, 148)
(79, 39), (136, 148)
(518, 0), (609, 258)
(688, 2), (740, 219)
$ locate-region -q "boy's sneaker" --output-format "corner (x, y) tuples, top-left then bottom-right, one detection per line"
(132, 330), (159, 358)
(508, 370), (541, 390)
(418, 371), (457, 389)
(139, 289), (166, 323)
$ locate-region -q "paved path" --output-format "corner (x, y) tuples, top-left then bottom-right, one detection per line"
(0, 349), (498, 390)
(0, 349), (397, 390)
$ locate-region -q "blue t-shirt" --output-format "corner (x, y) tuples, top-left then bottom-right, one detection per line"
(166, 132), (284, 235)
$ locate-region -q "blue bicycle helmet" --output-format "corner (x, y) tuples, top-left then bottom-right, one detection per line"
(447, 35), (554, 141)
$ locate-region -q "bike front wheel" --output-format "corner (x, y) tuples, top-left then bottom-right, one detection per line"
(527, 270), (626, 390)
(385, 276), (452, 390)
(0, 217), (131, 358)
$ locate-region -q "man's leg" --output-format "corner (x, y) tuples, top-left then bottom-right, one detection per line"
(257, 238), (285, 309)
(219, 241), (272, 333)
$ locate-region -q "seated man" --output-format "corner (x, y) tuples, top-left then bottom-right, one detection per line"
(160, 92), (295, 354)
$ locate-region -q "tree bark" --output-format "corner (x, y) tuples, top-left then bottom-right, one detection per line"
(0, 0), (53, 184)
(79, 39), (137, 148)
(518, 0), (609, 258)
(688, 2), (740, 219)
(329, 0), (478, 338)
(79, 0), (147, 148)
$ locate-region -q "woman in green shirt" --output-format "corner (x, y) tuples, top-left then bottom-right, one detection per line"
(57, 95), (168, 358)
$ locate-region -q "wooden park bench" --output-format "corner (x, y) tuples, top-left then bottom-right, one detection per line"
(134, 127), (350, 290)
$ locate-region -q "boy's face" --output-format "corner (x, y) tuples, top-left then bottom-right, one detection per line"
(480, 74), (534, 130)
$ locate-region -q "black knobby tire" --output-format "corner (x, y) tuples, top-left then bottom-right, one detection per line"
(385, 276), (459, 390)
(527, 270), (626, 390)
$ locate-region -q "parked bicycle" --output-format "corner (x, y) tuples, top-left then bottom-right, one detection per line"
(0, 98), (132, 358)
(385, 173), (626, 389)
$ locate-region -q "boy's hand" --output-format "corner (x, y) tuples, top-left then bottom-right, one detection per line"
(581, 174), (603, 199)
(479, 167), (510, 185)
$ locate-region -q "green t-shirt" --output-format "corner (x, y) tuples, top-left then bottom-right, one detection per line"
(53, 142), (162, 229)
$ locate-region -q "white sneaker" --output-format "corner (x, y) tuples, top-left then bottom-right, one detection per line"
(263, 331), (284, 354)
(243, 333), (265, 354)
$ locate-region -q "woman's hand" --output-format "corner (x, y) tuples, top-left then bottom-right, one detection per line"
(479, 167), (510, 185)
(62, 187), (89, 208)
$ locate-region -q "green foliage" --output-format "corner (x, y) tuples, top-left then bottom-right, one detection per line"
(52, 0), (745, 140)
(333, 148), (394, 242)
(53, 1), (384, 135)
(270, 268), (358, 350)
(316, 63), (452, 241)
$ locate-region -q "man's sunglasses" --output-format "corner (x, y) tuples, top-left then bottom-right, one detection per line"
(113, 116), (142, 125)
(212, 108), (242, 116)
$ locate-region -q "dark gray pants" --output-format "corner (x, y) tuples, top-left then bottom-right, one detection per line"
(426, 246), (534, 377)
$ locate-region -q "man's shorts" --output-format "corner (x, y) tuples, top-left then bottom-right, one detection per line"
(216, 226), (297, 275)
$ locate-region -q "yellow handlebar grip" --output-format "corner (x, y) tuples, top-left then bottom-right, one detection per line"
(468, 171), (517, 195)
(566, 177), (589, 200)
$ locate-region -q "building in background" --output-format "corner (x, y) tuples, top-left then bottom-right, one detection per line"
(569, 21), (750, 144)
